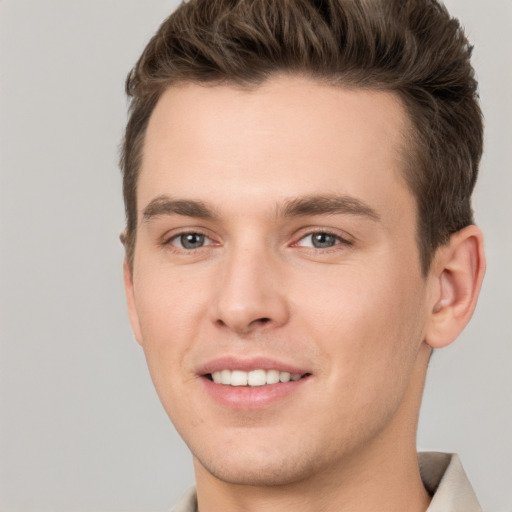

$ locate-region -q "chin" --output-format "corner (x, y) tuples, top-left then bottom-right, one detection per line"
(198, 457), (315, 487)
(191, 437), (333, 487)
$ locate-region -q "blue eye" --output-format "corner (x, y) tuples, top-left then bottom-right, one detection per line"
(171, 233), (209, 249)
(311, 233), (337, 248)
(297, 232), (343, 249)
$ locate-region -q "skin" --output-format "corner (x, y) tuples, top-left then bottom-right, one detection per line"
(124, 75), (485, 512)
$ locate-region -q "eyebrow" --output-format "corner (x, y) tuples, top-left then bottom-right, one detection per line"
(141, 193), (380, 223)
(142, 195), (217, 222)
(280, 195), (380, 221)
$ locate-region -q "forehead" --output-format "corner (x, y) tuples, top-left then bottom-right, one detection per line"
(139, 75), (414, 222)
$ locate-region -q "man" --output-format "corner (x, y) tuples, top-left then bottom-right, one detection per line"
(120, 1), (485, 510)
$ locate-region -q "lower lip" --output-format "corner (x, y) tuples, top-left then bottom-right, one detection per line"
(201, 375), (310, 410)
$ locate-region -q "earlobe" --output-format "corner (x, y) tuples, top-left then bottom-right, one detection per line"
(425, 225), (485, 349)
(123, 260), (144, 346)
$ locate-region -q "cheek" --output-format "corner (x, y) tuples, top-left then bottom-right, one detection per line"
(132, 269), (211, 393)
(296, 264), (426, 387)
(297, 264), (413, 333)
(135, 265), (210, 339)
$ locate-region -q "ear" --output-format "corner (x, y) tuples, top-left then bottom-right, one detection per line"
(123, 259), (143, 346)
(425, 225), (485, 349)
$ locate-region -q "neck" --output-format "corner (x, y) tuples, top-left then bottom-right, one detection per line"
(194, 344), (432, 512)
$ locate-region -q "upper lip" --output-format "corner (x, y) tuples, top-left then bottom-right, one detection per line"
(197, 356), (311, 376)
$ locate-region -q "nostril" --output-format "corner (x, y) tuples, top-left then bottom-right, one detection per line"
(214, 314), (275, 334)
(246, 317), (271, 329)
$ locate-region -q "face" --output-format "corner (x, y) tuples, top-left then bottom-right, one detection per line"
(125, 76), (434, 487)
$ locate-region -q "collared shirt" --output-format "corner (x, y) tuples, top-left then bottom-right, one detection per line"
(172, 452), (482, 512)
(419, 452), (482, 512)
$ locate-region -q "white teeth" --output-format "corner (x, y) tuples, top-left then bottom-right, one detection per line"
(266, 369), (280, 384)
(230, 370), (248, 386)
(248, 369), (266, 386)
(210, 369), (305, 387)
(279, 372), (291, 383)
(221, 369), (231, 385)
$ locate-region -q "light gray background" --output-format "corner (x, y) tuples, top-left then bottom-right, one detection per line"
(0, 1), (510, 511)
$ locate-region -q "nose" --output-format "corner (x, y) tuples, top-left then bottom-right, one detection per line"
(211, 243), (289, 335)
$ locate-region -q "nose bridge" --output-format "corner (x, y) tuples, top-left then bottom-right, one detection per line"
(212, 236), (288, 334)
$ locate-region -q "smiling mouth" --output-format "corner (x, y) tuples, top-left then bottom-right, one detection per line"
(206, 369), (310, 387)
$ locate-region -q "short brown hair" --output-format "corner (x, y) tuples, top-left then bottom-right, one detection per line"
(120, 0), (483, 275)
